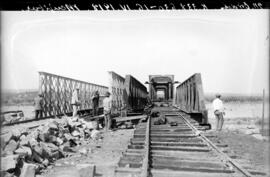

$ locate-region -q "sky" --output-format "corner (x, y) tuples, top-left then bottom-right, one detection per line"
(1, 10), (269, 95)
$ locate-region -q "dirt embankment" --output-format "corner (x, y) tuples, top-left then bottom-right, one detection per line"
(206, 130), (270, 175)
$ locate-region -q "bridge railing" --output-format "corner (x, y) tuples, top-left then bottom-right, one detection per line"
(108, 71), (148, 115)
(39, 72), (108, 117)
(125, 75), (148, 112)
(108, 71), (126, 115)
(174, 73), (208, 124)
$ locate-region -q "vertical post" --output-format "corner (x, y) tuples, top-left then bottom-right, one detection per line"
(168, 83), (171, 100)
(262, 89), (265, 134)
(38, 72), (43, 117)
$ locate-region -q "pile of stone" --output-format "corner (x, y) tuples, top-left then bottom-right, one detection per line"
(1, 116), (101, 177)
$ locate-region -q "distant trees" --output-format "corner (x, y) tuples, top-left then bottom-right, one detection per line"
(204, 94), (268, 103)
(2, 91), (38, 106)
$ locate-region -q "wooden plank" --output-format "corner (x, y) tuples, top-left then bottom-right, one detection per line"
(134, 134), (196, 138)
(132, 137), (203, 143)
(151, 169), (234, 177)
(131, 141), (207, 147)
(114, 115), (147, 122)
(127, 113), (143, 116)
(115, 167), (141, 173)
(152, 163), (234, 173)
(152, 150), (218, 158)
(152, 154), (219, 162)
(82, 114), (104, 121)
(150, 145), (210, 152)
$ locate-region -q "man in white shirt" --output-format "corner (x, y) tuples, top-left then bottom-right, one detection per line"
(212, 93), (225, 131)
(71, 87), (80, 117)
(103, 91), (112, 131)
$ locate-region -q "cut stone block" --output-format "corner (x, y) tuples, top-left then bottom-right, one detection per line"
(32, 151), (43, 163)
(1, 155), (19, 171)
(1, 132), (13, 148)
(47, 121), (59, 130)
(76, 164), (95, 177)
(4, 139), (19, 154)
(14, 146), (32, 158)
(71, 130), (81, 137)
(19, 162), (36, 177)
(46, 167), (80, 177)
(11, 129), (21, 140)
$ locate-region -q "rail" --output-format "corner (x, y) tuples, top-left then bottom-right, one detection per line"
(179, 113), (254, 177)
(141, 115), (150, 177)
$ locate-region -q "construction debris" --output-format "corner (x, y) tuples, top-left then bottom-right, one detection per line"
(150, 111), (159, 118)
(1, 111), (25, 125)
(19, 163), (36, 177)
(0, 116), (102, 177)
(153, 115), (167, 125)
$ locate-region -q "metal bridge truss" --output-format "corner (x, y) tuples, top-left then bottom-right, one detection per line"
(39, 72), (108, 117)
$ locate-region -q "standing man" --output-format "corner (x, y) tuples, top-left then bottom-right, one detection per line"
(92, 91), (100, 116)
(103, 91), (112, 131)
(212, 93), (225, 131)
(71, 87), (80, 117)
(34, 93), (43, 119)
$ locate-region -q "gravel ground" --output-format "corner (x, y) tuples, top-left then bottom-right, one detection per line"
(42, 129), (134, 177)
(12, 116), (267, 177)
(205, 129), (270, 176)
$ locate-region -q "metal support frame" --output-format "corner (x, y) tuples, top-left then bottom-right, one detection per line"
(174, 73), (208, 124)
(39, 71), (108, 117)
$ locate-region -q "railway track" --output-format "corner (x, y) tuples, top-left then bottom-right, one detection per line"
(114, 106), (263, 177)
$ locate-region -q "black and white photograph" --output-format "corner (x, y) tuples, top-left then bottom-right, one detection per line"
(1, 9), (269, 177)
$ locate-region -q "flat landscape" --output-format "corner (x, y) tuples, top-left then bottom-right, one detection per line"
(1, 92), (270, 177)
(2, 91), (269, 124)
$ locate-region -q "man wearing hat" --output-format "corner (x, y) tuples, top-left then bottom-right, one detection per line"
(34, 93), (43, 119)
(71, 87), (81, 117)
(103, 91), (112, 131)
(92, 90), (100, 117)
(212, 93), (225, 131)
